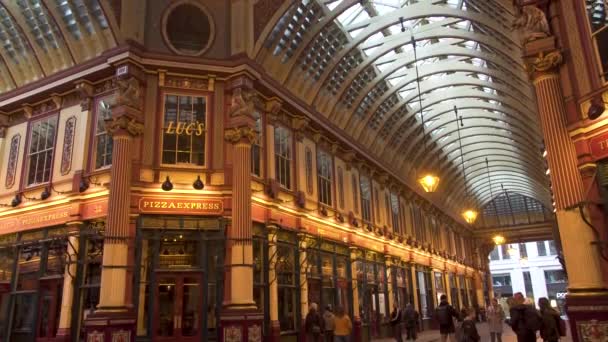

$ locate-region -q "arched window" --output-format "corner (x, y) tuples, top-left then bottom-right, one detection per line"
(337, 167), (344, 209)
(305, 147), (313, 195)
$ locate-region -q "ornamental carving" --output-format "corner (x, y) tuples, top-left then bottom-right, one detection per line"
(115, 77), (141, 109)
(578, 320), (608, 342)
(5, 134), (20, 189)
(224, 325), (242, 342)
(248, 324), (262, 342)
(513, 5), (550, 44)
(105, 115), (144, 137)
(527, 51), (563, 74)
(87, 330), (104, 342)
(224, 126), (258, 144)
(164, 76), (209, 90)
(60, 116), (76, 175)
(111, 330), (130, 342)
(230, 88), (257, 118)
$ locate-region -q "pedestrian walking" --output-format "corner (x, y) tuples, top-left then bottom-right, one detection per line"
(509, 292), (541, 342)
(538, 298), (561, 342)
(403, 303), (419, 341)
(333, 306), (352, 342)
(487, 298), (505, 342)
(390, 304), (403, 342)
(323, 305), (335, 342)
(435, 294), (460, 342)
(460, 308), (480, 342)
(305, 302), (324, 342)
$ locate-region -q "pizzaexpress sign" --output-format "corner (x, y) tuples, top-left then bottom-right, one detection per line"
(138, 197), (223, 215)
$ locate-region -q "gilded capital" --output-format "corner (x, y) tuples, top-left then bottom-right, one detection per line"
(527, 50), (563, 75)
(105, 115), (144, 137)
(224, 126), (258, 145)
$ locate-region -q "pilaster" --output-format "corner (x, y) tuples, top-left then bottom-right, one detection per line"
(267, 223), (280, 342)
(350, 247), (362, 342)
(298, 233), (309, 342)
(56, 221), (81, 341)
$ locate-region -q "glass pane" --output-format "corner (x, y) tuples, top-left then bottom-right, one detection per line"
(157, 278), (176, 337)
(11, 294), (36, 337)
(207, 283), (217, 333)
(45, 240), (67, 276)
(182, 279), (200, 336)
(278, 287), (296, 331)
(17, 245), (41, 291)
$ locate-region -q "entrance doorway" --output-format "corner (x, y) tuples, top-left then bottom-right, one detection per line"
(154, 273), (202, 341)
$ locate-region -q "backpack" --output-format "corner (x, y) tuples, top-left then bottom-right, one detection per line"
(523, 307), (542, 332)
(436, 305), (452, 325)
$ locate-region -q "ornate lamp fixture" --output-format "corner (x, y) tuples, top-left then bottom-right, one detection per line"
(454, 106), (477, 224)
(410, 34), (439, 193)
(161, 176), (173, 191)
(492, 235), (506, 245)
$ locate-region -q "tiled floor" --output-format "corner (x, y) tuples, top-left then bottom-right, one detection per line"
(372, 323), (573, 342)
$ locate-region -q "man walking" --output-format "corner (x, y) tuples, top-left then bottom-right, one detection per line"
(509, 292), (542, 342)
(435, 295), (459, 342)
(403, 303), (419, 341)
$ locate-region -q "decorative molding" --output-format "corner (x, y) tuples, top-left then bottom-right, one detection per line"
(164, 75), (209, 90)
(224, 325), (242, 342)
(512, 5), (550, 44)
(105, 115), (144, 137)
(5, 134), (20, 189)
(114, 77), (142, 110)
(60, 116), (77, 175)
(111, 330), (131, 342)
(527, 50), (563, 74)
(94, 78), (117, 95)
(75, 80), (94, 112)
(224, 126), (258, 145)
(230, 87), (257, 118)
(248, 324), (262, 342)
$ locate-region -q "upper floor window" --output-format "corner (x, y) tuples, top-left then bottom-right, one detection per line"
(544, 270), (567, 284)
(337, 166), (344, 209)
(519, 243), (528, 259)
(274, 126), (292, 189)
(537, 241), (547, 256)
(27, 116), (58, 186)
(489, 246), (499, 260)
(548, 240), (557, 255)
(390, 193), (400, 233)
(162, 94), (207, 166)
(94, 97), (114, 169)
(305, 147), (313, 195)
(251, 111), (262, 176)
(352, 174), (359, 214)
(586, 1), (608, 80)
(360, 175), (372, 222)
(374, 188), (380, 222)
(317, 150), (332, 206)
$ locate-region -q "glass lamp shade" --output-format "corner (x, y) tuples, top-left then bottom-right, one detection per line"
(462, 209), (478, 224)
(492, 235), (506, 245)
(418, 173), (440, 193)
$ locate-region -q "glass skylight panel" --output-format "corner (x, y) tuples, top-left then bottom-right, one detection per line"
(336, 4), (368, 27)
(432, 127), (445, 136)
(325, 0), (341, 11)
(438, 134), (450, 143)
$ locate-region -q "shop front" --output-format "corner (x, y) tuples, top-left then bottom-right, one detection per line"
(449, 273), (460, 309)
(353, 249), (388, 340)
(416, 266), (433, 330)
(459, 275), (468, 309)
(391, 260), (413, 309)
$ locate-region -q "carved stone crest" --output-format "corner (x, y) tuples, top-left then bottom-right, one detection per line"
(230, 88), (257, 118)
(105, 115), (144, 137)
(224, 126), (258, 144)
(513, 6), (550, 44)
(115, 77), (141, 109)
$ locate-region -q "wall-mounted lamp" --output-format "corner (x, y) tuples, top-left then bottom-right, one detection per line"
(587, 96), (607, 120)
(40, 187), (51, 200)
(192, 175), (204, 190)
(79, 179), (90, 193)
(162, 176), (173, 191)
(11, 194), (22, 207)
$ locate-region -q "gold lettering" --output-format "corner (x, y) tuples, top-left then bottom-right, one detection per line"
(185, 123), (194, 135)
(196, 123), (204, 136)
(196, 203), (202, 209)
(143, 201), (150, 208)
(169, 202), (176, 208)
(166, 121), (176, 134)
(175, 122), (186, 135)
(177, 203), (183, 209)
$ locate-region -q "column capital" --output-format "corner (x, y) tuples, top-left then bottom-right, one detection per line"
(105, 114), (144, 137)
(224, 126), (258, 145)
(526, 50), (563, 80)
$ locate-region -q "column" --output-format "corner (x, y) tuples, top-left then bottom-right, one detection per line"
(220, 77), (263, 341)
(487, 271), (494, 301)
(386, 258), (395, 312)
(528, 52), (608, 339)
(350, 247), (362, 342)
(410, 266), (419, 311)
(455, 275), (463, 308)
(474, 272), (484, 308)
(267, 223), (280, 342)
(443, 272), (451, 304)
(298, 233), (309, 342)
(84, 75), (144, 341)
(56, 222), (80, 341)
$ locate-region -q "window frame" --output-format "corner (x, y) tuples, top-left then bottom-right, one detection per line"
(352, 173), (359, 214)
(273, 125), (293, 190)
(251, 110), (263, 177)
(24, 114), (59, 188)
(359, 175), (372, 223)
(159, 92), (210, 169)
(91, 96), (115, 171)
(583, 1), (608, 82)
(316, 149), (333, 207)
(337, 166), (345, 210)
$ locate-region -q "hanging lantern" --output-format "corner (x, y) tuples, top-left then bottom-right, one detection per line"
(418, 173), (440, 193)
(462, 209), (478, 224)
(492, 235), (505, 245)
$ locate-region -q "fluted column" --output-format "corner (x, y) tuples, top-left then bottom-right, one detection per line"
(529, 51), (606, 292)
(56, 222), (81, 340)
(474, 272), (484, 307)
(386, 258), (395, 311)
(267, 223), (280, 342)
(350, 247), (362, 342)
(410, 266), (419, 311)
(443, 272), (451, 304)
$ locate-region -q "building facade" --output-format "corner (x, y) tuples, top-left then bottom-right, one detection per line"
(0, 2), (493, 342)
(489, 240), (566, 314)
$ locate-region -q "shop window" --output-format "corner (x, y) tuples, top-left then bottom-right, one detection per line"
(390, 193), (400, 234)
(317, 150), (332, 206)
(274, 126), (292, 189)
(161, 94), (207, 166)
(79, 236), (103, 340)
(352, 174), (359, 214)
(360, 175), (372, 222)
(276, 243), (298, 332)
(544, 270), (567, 284)
(94, 97), (114, 169)
(26, 115), (58, 186)
(305, 147), (313, 194)
(585, 1), (608, 81)
(251, 111), (262, 177)
(537, 241), (547, 256)
(337, 167), (344, 209)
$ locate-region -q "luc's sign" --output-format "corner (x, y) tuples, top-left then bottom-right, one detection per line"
(165, 120), (205, 136)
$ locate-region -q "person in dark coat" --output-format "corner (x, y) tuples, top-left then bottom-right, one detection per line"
(509, 293), (541, 342)
(538, 297), (561, 342)
(305, 302), (324, 342)
(403, 304), (419, 341)
(460, 308), (480, 342)
(435, 294), (459, 342)
(390, 304), (403, 342)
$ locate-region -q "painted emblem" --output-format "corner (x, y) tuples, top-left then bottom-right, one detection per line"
(225, 325), (242, 342)
(5, 134), (20, 188)
(60, 116), (76, 175)
(87, 330), (104, 342)
(248, 324), (262, 342)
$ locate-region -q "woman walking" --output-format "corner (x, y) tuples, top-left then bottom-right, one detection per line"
(487, 298), (505, 342)
(538, 298), (561, 342)
(333, 306), (352, 342)
(305, 303), (324, 342)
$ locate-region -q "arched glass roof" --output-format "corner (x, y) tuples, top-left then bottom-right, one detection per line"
(258, 0), (551, 216)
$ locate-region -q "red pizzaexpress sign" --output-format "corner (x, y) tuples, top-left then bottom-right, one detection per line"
(138, 197), (223, 215)
(589, 132), (608, 159)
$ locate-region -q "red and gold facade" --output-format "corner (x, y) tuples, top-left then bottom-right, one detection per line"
(0, 2), (490, 342)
